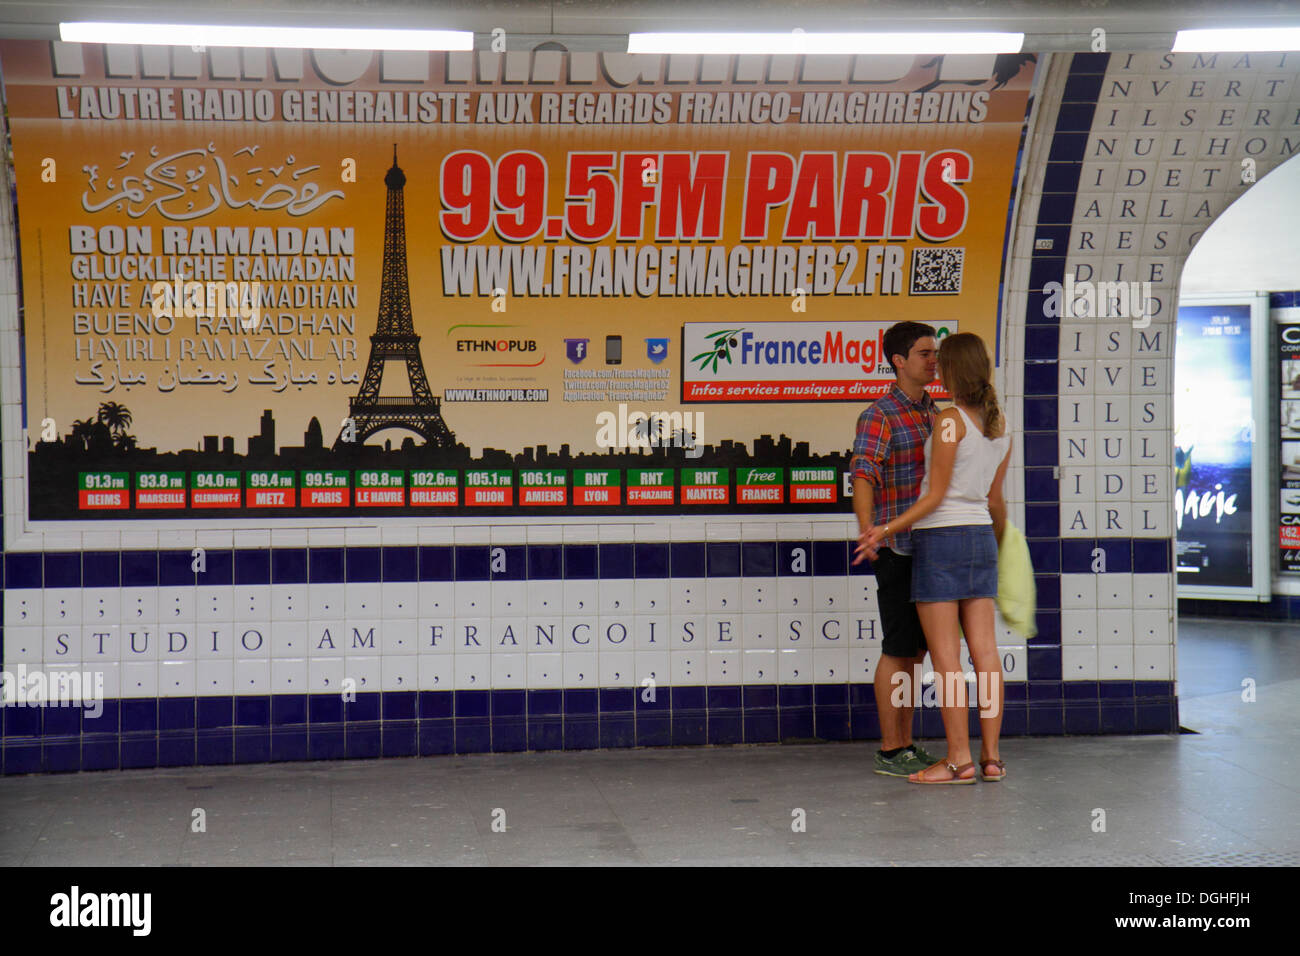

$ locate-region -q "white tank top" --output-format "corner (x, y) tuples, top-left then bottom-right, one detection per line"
(913, 405), (1011, 529)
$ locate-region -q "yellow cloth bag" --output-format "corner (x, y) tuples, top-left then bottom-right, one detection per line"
(996, 522), (1037, 640)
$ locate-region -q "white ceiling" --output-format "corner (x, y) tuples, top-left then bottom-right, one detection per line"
(1, 0), (1298, 50)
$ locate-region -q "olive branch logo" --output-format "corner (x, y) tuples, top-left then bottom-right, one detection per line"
(692, 329), (745, 373)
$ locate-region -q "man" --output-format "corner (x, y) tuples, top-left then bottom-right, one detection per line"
(850, 321), (940, 776)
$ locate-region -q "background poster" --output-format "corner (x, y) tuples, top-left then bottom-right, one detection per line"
(1278, 323), (1300, 572)
(1, 41), (1035, 521)
(1174, 303), (1254, 588)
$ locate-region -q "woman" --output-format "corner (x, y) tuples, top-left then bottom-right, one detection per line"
(857, 333), (1013, 784)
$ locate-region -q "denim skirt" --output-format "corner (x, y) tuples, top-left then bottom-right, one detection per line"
(911, 525), (998, 602)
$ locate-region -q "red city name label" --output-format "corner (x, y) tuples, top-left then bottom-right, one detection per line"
(303, 488), (350, 507)
(791, 484), (836, 502)
(521, 487), (566, 505)
(628, 487), (674, 504)
(192, 489), (241, 508)
(575, 487), (618, 505)
(136, 490), (185, 508)
(682, 485), (728, 503)
(467, 487), (512, 506)
(356, 488), (405, 506)
(249, 489), (296, 507)
(79, 490), (128, 509)
(411, 488), (458, 505)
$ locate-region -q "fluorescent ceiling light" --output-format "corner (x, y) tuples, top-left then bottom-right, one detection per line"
(628, 32), (1024, 55)
(1173, 28), (1300, 52)
(59, 21), (473, 51)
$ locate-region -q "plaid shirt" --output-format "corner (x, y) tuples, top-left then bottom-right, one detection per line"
(850, 383), (937, 555)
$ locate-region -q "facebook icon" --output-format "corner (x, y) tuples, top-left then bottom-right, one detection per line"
(564, 338), (590, 364)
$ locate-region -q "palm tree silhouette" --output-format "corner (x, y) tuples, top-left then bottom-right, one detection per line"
(628, 414), (671, 449)
(647, 414), (668, 446)
(69, 419), (95, 451)
(629, 416), (651, 446)
(97, 401), (133, 436)
(629, 415), (663, 446)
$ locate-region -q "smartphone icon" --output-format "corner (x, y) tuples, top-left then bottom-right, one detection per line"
(606, 335), (622, 365)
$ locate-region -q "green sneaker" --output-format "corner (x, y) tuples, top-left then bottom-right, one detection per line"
(909, 744), (940, 767)
(873, 748), (932, 777)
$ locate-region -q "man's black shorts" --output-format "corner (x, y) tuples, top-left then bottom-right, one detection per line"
(871, 547), (927, 658)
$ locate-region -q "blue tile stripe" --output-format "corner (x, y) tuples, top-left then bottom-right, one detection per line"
(4, 532), (1182, 773)
(1017, 56), (1118, 669)
(3, 537), (1175, 587)
(1, 682), (1179, 772)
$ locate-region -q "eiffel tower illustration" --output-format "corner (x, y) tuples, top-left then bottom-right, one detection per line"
(336, 147), (455, 449)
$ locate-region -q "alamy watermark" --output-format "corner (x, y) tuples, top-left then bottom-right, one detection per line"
(149, 272), (262, 328)
(594, 403), (704, 458)
(50, 886), (151, 936)
(1, 665), (104, 718)
(891, 667), (1001, 718)
(1042, 276), (1158, 328)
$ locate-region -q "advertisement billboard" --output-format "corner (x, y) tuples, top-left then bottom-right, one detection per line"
(0, 41), (1034, 527)
(1175, 295), (1270, 599)
(1278, 322), (1300, 573)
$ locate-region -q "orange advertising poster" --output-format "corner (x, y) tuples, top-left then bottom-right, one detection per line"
(0, 41), (1035, 521)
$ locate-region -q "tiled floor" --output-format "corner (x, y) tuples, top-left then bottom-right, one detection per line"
(0, 617), (1294, 866)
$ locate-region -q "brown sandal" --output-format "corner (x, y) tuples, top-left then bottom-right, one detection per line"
(980, 756), (1007, 782)
(909, 760), (976, 785)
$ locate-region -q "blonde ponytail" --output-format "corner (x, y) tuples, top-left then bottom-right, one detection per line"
(981, 382), (1004, 439)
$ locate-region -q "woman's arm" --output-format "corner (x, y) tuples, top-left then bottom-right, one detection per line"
(863, 408), (962, 548)
(988, 441), (1013, 545)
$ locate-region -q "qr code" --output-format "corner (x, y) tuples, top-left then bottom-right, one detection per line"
(910, 247), (964, 295)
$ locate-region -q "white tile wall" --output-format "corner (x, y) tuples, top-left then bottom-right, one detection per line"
(1043, 50), (1298, 560)
(993, 52), (1296, 683)
(5, 582), (1032, 695)
(0, 49), (1209, 715)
